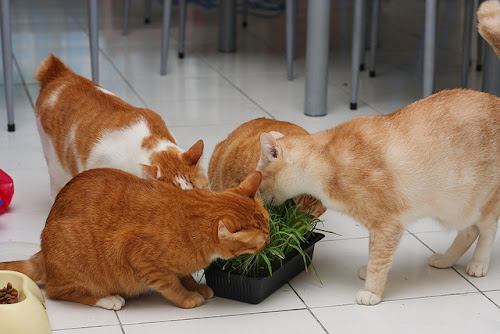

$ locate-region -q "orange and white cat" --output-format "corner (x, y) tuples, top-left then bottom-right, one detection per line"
(209, 118), (326, 218)
(252, 0), (500, 306)
(0, 169), (269, 309)
(35, 55), (207, 197)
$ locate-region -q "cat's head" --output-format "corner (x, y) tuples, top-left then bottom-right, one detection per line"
(215, 171), (271, 259)
(255, 132), (325, 218)
(141, 140), (209, 190)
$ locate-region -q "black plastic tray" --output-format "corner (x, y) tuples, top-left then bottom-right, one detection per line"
(205, 232), (325, 304)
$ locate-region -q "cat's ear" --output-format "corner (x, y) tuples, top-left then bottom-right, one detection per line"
(182, 140), (204, 165)
(140, 164), (161, 180)
(269, 131), (285, 139)
(260, 132), (281, 164)
(218, 217), (241, 238)
(234, 171), (262, 198)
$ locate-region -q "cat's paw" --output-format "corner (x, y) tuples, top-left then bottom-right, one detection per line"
(428, 253), (455, 269)
(356, 290), (381, 306)
(196, 284), (214, 299)
(466, 261), (489, 277)
(95, 295), (126, 310)
(177, 291), (205, 309)
(358, 265), (367, 280)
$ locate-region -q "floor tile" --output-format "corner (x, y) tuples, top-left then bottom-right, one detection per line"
(290, 235), (476, 308)
(312, 293), (500, 334)
(415, 231), (500, 291)
(123, 309), (325, 334)
(117, 284), (305, 325)
(484, 290), (500, 307)
(54, 326), (124, 334)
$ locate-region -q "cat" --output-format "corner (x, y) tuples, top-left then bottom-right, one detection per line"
(250, 0), (500, 306)
(208, 118), (326, 218)
(35, 55), (208, 198)
(0, 168), (270, 309)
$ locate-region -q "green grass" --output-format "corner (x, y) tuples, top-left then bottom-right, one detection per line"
(213, 200), (323, 278)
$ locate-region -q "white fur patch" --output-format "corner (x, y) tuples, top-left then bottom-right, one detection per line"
(96, 86), (117, 96)
(175, 174), (194, 190)
(36, 117), (73, 198)
(86, 120), (153, 177)
(95, 295), (125, 310)
(44, 84), (65, 108)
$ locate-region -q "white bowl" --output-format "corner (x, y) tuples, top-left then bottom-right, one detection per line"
(0, 270), (51, 334)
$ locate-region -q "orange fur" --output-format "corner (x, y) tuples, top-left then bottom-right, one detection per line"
(35, 55), (207, 196)
(208, 118), (326, 218)
(0, 169), (269, 309)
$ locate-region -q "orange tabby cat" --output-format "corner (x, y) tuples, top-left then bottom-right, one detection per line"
(251, 1), (500, 306)
(35, 55), (207, 197)
(0, 169), (269, 309)
(208, 118), (326, 218)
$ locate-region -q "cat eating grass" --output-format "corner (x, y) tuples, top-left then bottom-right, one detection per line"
(209, 118), (326, 218)
(0, 169), (270, 310)
(250, 0), (500, 306)
(35, 55), (208, 198)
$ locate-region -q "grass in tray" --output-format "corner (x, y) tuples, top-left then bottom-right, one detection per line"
(214, 199), (322, 278)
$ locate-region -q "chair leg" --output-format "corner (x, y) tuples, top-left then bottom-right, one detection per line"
(350, 0), (366, 110)
(286, 0), (297, 80)
(423, 0), (437, 98)
(160, 0), (172, 75)
(359, 0), (368, 71)
(0, 0), (14, 132)
(369, 0), (380, 78)
(88, 0), (99, 84)
(144, 0), (152, 23)
(178, 0), (186, 59)
(461, 0), (473, 88)
(122, 0), (130, 36)
(476, 0), (486, 71)
(242, 0), (248, 28)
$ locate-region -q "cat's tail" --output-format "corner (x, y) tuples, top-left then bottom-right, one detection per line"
(478, 0), (500, 59)
(0, 251), (46, 282)
(34, 54), (71, 89)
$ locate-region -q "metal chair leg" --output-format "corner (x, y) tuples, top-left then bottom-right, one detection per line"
(423, 0), (437, 97)
(88, 0), (99, 84)
(144, 0), (152, 23)
(286, 0), (297, 80)
(178, 0), (186, 59)
(461, 0), (473, 87)
(123, 0), (130, 35)
(369, 0), (380, 78)
(0, 0), (14, 132)
(242, 0), (248, 28)
(350, 0), (366, 110)
(160, 0), (172, 75)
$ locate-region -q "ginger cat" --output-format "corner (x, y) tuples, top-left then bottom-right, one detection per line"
(252, 1), (500, 306)
(35, 55), (207, 197)
(0, 169), (269, 309)
(208, 118), (326, 218)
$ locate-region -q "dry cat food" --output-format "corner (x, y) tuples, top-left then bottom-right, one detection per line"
(0, 282), (19, 304)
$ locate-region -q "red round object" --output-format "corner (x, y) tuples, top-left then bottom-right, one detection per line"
(0, 169), (14, 214)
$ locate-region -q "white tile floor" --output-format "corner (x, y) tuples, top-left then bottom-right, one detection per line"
(1, 0), (499, 333)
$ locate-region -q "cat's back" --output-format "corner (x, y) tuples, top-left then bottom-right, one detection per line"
(208, 118), (309, 190)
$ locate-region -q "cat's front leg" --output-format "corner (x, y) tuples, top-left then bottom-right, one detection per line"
(180, 275), (214, 299)
(356, 223), (404, 306)
(141, 272), (205, 308)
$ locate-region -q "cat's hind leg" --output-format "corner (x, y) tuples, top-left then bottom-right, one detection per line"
(180, 275), (214, 299)
(428, 225), (479, 269)
(356, 222), (405, 306)
(466, 215), (498, 277)
(45, 283), (124, 310)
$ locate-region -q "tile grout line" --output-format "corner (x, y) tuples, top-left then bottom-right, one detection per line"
(197, 55), (277, 120)
(114, 310), (126, 334)
(288, 283), (330, 334)
(409, 231), (500, 309)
